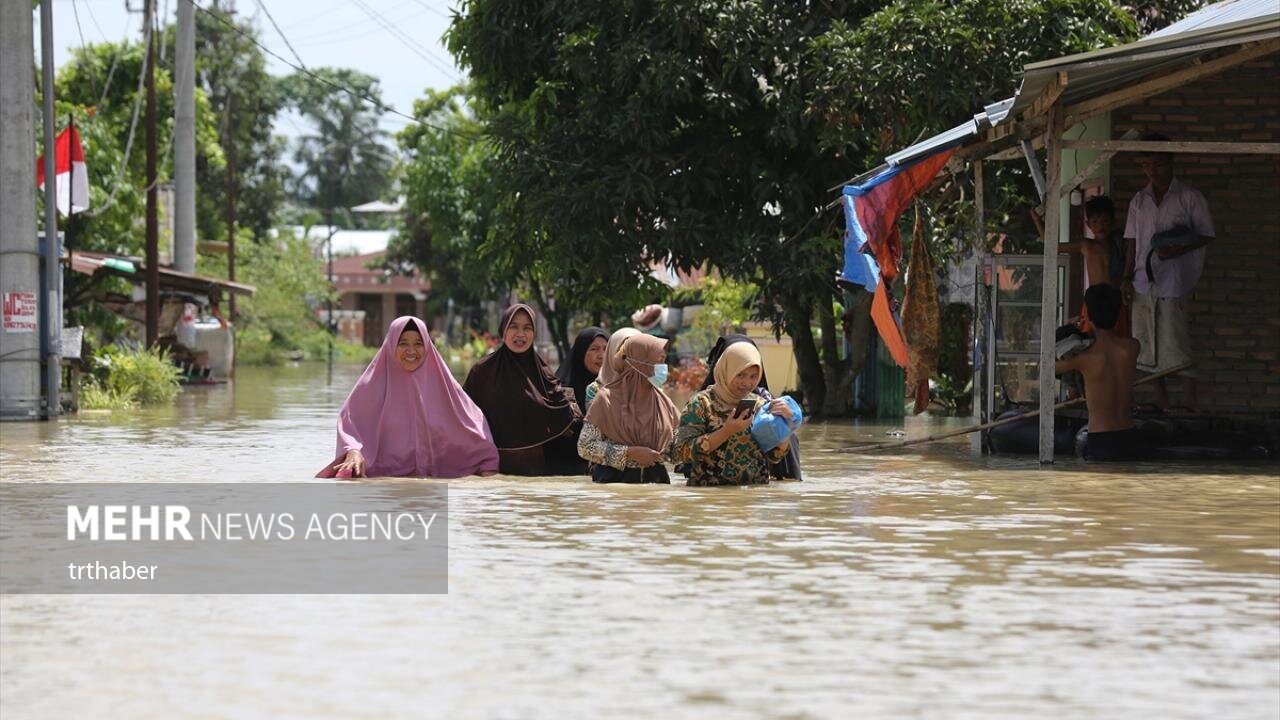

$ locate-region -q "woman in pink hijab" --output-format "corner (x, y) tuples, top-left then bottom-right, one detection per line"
(317, 316), (499, 479)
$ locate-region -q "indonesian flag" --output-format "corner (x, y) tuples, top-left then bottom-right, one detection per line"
(36, 125), (90, 216)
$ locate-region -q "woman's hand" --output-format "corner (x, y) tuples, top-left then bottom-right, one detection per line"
(723, 408), (753, 436)
(768, 399), (794, 422)
(333, 449), (365, 478)
(625, 446), (663, 468)
(1121, 279), (1135, 305)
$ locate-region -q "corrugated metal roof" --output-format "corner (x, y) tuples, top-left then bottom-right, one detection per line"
(1010, 0), (1278, 122)
(1147, 0), (1279, 39)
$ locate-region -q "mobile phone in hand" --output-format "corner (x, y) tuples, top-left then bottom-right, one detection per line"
(735, 398), (756, 419)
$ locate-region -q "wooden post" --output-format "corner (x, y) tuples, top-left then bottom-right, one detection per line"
(144, 0), (159, 348)
(971, 159), (984, 456)
(1038, 102), (1065, 464)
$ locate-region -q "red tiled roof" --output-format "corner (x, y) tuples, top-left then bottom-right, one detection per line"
(330, 251), (430, 292)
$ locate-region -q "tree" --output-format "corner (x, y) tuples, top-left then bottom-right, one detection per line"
(447, 0), (1145, 415)
(394, 85), (662, 360)
(188, 0), (287, 243)
(280, 68), (394, 228)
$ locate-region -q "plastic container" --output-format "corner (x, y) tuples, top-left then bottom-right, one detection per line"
(749, 395), (804, 452)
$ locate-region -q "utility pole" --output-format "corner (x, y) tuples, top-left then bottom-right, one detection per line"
(327, 219), (335, 382)
(174, 0), (196, 274)
(144, 0), (160, 347)
(226, 96), (237, 321)
(39, 0), (60, 418)
(0, 0), (42, 420)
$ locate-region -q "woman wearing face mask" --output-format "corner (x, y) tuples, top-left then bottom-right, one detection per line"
(577, 332), (679, 483)
(463, 303), (584, 476)
(318, 316), (499, 479)
(673, 342), (793, 486)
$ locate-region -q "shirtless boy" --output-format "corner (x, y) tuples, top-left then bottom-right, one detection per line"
(1055, 284), (1144, 461)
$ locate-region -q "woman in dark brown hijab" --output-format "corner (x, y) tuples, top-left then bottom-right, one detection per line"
(462, 303), (584, 475)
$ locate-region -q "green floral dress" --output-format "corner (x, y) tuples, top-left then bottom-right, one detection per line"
(672, 390), (788, 486)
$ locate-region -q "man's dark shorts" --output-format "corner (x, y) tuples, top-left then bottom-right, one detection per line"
(1084, 427), (1149, 461)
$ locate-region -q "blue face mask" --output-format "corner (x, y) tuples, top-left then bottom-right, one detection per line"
(649, 363), (669, 388)
(630, 359), (668, 388)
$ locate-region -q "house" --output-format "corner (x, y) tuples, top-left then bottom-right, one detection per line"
(838, 0), (1279, 461)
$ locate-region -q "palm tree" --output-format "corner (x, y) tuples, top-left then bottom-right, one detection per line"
(283, 68), (395, 229)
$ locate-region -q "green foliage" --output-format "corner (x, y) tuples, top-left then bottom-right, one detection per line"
(281, 68), (394, 224)
(90, 345), (182, 407)
(221, 230), (335, 364)
(187, 2), (287, 242)
(79, 381), (138, 411)
(1123, 0), (1207, 34)
(811, 0), (1136, 155)
(694, 277), (759, 334)
(427, 0), (1195, 413)
(394, 87), (503, 307)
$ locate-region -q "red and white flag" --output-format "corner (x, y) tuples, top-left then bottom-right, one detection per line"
(36, 125), (90, 216)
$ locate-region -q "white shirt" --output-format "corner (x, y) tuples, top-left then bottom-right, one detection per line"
(1124, 177), (1215, 298)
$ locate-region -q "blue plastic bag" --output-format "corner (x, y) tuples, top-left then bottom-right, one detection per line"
(749, 395), (804, 452)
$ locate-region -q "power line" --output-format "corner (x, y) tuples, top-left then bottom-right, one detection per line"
(409, 0), (452, 22)
(70, 0), (89, 49)
(79, 0), (111, 42)
(192, 1), (456, 132)
(347, 0), (461, 81)
(285, 0), (418, 43)
(279, 0), (351, 32)
(190, 1), (597, 174)
(68, 0), (106, 104)
(289, 4), (428, 47)
(253, 0), (308, 71)
(96, 13), (132, 109)
(86, 14), (152, 217)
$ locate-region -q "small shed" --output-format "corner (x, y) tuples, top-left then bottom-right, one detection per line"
(837, 0), (1279, 462)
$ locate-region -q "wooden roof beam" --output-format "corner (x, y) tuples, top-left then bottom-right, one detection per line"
(1064, 38), (1280, 127)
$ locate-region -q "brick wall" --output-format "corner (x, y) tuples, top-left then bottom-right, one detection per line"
(1109, 54), (1280, 415)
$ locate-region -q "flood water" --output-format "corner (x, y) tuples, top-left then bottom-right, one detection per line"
(1, 363), (1277, 718)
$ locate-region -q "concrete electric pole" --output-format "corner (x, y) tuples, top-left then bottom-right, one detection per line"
(0, 0), (42, 420)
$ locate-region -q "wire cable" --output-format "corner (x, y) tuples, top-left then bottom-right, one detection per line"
(347, 0), (460, 81)
(409, 0), (453, 21)
(191, 1), (599, 175)
(253, 0), (309, 71)
(193, 1), (463, 133)
(80, 0), (111, 42)
(86, 15), (152, 218)
(96, 13), (133, 109)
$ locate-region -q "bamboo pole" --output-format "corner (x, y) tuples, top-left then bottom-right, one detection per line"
(831, 363), (1192, 454)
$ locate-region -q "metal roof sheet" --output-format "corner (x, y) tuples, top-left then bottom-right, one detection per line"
(1147, 0), (1279, 39)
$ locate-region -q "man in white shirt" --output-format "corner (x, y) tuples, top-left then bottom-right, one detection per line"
(1121, 132), (1215, 411)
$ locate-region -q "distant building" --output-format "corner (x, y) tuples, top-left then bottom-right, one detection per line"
(326, 251), (430, 346)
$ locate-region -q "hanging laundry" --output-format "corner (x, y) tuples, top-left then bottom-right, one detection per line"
(839, 146), (955, 369)
(901, 206), (940, 415)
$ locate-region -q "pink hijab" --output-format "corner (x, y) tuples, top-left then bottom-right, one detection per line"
(316, 316), (499, 478)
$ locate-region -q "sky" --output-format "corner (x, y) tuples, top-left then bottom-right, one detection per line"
(37, 0), (466, 139)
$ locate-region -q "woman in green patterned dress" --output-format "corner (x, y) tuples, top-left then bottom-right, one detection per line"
(673, 342), (794, 486)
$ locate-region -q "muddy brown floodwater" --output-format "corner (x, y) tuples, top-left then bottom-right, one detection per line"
(1, 363), (1277, 718)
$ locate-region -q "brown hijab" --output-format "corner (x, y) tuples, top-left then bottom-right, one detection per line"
(463, 304), (581, 449)
(585, 333), (678, 451)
